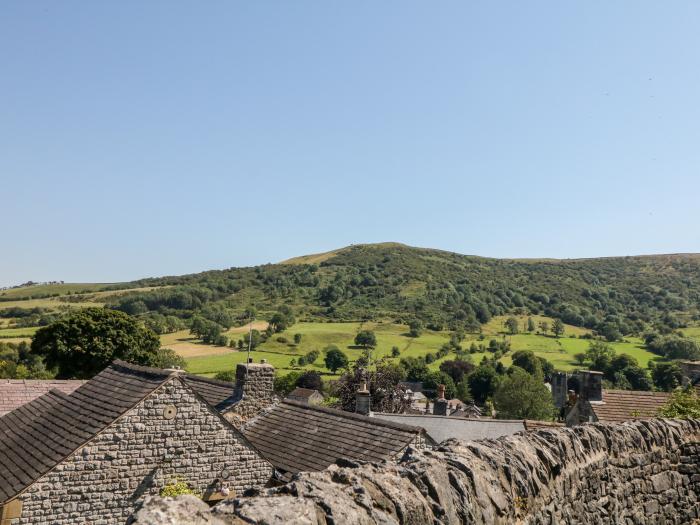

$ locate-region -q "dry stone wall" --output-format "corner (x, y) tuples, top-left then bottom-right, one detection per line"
(131, 418), (700, 525)
(14, 377), (272, 525)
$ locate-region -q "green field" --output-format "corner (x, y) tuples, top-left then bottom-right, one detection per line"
(0, 283), (114, 300)
(0, 326), (39, 338)
(182, 317), (663, 378)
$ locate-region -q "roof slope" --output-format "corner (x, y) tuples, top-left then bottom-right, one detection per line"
(373, 413), (527, 444)
(286, 387), (323, 400)
(591, 389), (672, 423)
(0, 360), (173, 503)
(0, 379), (86, 416)
(183, 374), (237, 411)
(242, 401), (422, 475)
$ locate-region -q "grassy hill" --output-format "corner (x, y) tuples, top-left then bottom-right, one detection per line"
(2, 242), (700, 378)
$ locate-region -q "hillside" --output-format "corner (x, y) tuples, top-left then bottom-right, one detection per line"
(4, 243), (700, 339)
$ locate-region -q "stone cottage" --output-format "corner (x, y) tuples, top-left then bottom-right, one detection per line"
(0, 360), (273, 525)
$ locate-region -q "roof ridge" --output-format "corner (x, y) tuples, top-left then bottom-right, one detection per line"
(183, 373), (235, 388)
(111, 359), (178, 378)
(281, 400), (423, 433)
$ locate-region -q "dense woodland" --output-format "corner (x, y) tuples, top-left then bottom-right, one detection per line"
(105, 244), (700, 340)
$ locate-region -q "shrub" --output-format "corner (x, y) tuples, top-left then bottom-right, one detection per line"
(160, 478), (199, 498)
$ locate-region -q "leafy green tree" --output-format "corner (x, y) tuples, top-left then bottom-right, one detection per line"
(574, 353), (587, 365)
(293, 333), (302, 345)
(243, 329), (262, 350)
(408, 319), (423, 338)
(455, 379), (473, 404)
(274, 371), (302, 395)
(650, 362), (683, 392)
(585, 341), (615, 372)
(269, 308), (296, 333)
(31, 308), (160, 378)
(354, 330), (377, 348)
(400, 356), (429, 382)
(296, 370), (323, 390)
(391, 346), (401, 357)
(304, 349), (320, 364)
(151, 348), (186, 369)
(504, 317), (519, 335)
(510, 350), (542, 377)
(324, 347), (349, 373)
(538, 321), (549, 335)
(658, 387), (700, 419)
(647, 334), (700, 360)
(493, 367), (554, 420)
(190, 316), (223, 344)
(527, 317), (536, 332)
(214, 370), (236, 382)
(467, 365), (499, 404)
(423, 371), (456, 399)
(552, 318), (565, 338)
(439, 359), (475, 384)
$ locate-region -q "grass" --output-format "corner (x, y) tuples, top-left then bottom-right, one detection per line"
(0, 283), (114, 299)
(180, 318), (662, 378)
(0, 326), (39, 338)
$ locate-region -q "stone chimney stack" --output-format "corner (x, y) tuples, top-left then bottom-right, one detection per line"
(433, 384), (448, 416)
(551, 372), (568, 409)
(578, 370), (603, 403)
(225, 360), (276, 424)
(355, 382), (371, 416)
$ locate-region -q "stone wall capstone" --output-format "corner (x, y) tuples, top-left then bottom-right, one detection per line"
(131, 418), (700, 525)
(12, 377), (272, 525)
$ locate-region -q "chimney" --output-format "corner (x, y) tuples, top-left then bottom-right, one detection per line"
(433, 384), (448, 416)
(226, 360), (276, 423)
(578, 370), (603, 403)
(551, 372), (568, 409)
(355, 382), (371, 416)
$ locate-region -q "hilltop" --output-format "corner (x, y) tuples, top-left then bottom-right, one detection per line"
(3, 243), (700, 339)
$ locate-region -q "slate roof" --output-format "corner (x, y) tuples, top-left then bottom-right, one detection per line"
(590, 389), (672, 423)
(241, 400), (423, 476)
(286, 387), (323, 401)
(0, 360), (174, 503)
(183, 374), (237, 411)
(0, 379), (86, 416)
(372, 413), (529, 444)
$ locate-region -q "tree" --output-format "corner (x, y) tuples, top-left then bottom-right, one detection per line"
(31, 308), (160, 379)
(296, 370), (323, 391)
(585, 341), (615, 372)
(439, 359), (475, 384)
(658, 387), (700, 419)
(510, 350), (543, 377)
(647, 334), (700, 360)
(190, 316), (224, 344)
(324, 347), (349, 373)
(527, 317), (536, 333)
(408, 319), (424, 338)
(493, 367), (554, 420)
(151, 348), (186, 369)
(304, 349), (320, 364)
(335, 359), (410, 413)
(574, 353), (587, 365)
(354, 330), (377, 348)
(538, 321), (549, 335)
(467, 365), (499, 404)
(293, 333), (302, 345)
(391, 346), (401, 357)
(269, 308), (296, 333)
(423, 371), (457, 399)
(214, 370), (236, 382)
(243, 329), (262, 350)
(504, 317), (519, 335)
(552, 318), (565, 338)
(650, 362), (683, 392)
(400, 357), (429, 382)
(274, 371), (302, 395)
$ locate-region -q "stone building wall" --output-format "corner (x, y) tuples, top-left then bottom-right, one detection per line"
(224, 362), (277, 425)
(12, 377), (272, 525)
(132, 418), (700, 525)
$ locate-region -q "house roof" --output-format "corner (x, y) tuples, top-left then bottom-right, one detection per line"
(286, 387), (323, 400)
(0, 379), (86, 416)
(0, 360), (175, 503)
(590, 389), (672, 423)
(241, 401), (423, 476)
(372, 413), (529, 444)
(183, 374), (237, 411)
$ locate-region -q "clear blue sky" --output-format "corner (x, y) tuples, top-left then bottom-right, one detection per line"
(2, 2), (699, 287)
